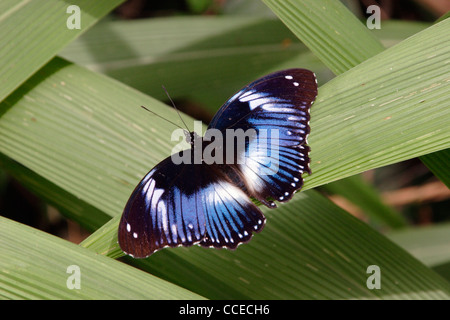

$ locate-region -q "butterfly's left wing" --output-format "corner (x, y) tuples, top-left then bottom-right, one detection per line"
(118, 150), (265, 258)
(208, 69), (318, 207)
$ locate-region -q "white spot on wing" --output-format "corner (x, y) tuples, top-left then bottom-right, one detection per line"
(239, 90), (272, 111)
(171, 224), (177, 237)
(156, 197), (168, 234)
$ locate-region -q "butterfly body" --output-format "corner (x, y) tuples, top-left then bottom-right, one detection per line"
(119, 69), (318, 258)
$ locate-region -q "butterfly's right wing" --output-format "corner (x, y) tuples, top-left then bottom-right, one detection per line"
(118, 153), (206, 258)
(118, 151), (265, 258)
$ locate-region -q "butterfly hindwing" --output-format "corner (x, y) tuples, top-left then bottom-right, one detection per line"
(198, 167), (265, 249)
(118, 154), (206, 258)
(118, 151), (265, 258)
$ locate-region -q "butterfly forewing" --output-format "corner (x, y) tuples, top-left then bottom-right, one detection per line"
(208, 69), (317, 206)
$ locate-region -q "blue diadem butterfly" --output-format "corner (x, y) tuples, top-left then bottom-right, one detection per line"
(118, 69), (318, 258)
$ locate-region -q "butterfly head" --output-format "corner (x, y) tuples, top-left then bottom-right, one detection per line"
(184, 130), (202, 146)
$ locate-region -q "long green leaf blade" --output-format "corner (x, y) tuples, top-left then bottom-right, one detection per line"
(58, 18), (427, 113)
(0, 0), (124, 103)
(420, 148), (450, 188)
(388, 223), (450, 268)
(307, 18), (449, 189)
(0, 216), (204, 299)
(83, 191), (450, 299)
(262, 0), (385, 74)
(58, 16), (326, 112)
(0, 57), (180, 221)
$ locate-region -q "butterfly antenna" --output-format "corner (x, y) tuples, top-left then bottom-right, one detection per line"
(140, 106), (185, 131)
(162, 85), (190, 133)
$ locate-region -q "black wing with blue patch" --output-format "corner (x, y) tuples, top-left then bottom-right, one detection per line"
(118, 152), (265, 258)
(119, 68), (317, 258)
(208, 69), (318, 207)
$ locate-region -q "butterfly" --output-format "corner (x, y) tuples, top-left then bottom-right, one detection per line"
(118, 69), (318, 258)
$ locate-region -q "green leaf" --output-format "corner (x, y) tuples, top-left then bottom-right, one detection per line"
(261, 0), (385, 74)
(388, 223), (450, 268)
(306, 18), (450, 188)
(371, 20), (429, 48)
(0, 0), (124, 103)
(0, 57), (183, 224)
(433, 263), (450, 283)
(420, 148), (450, 188)
(0, 216), (205, 299)
(84, 191), (450, 299)
(58, 16), (328, 112)
(56, 17), (430, 117)
(0, 154), (110, 231)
